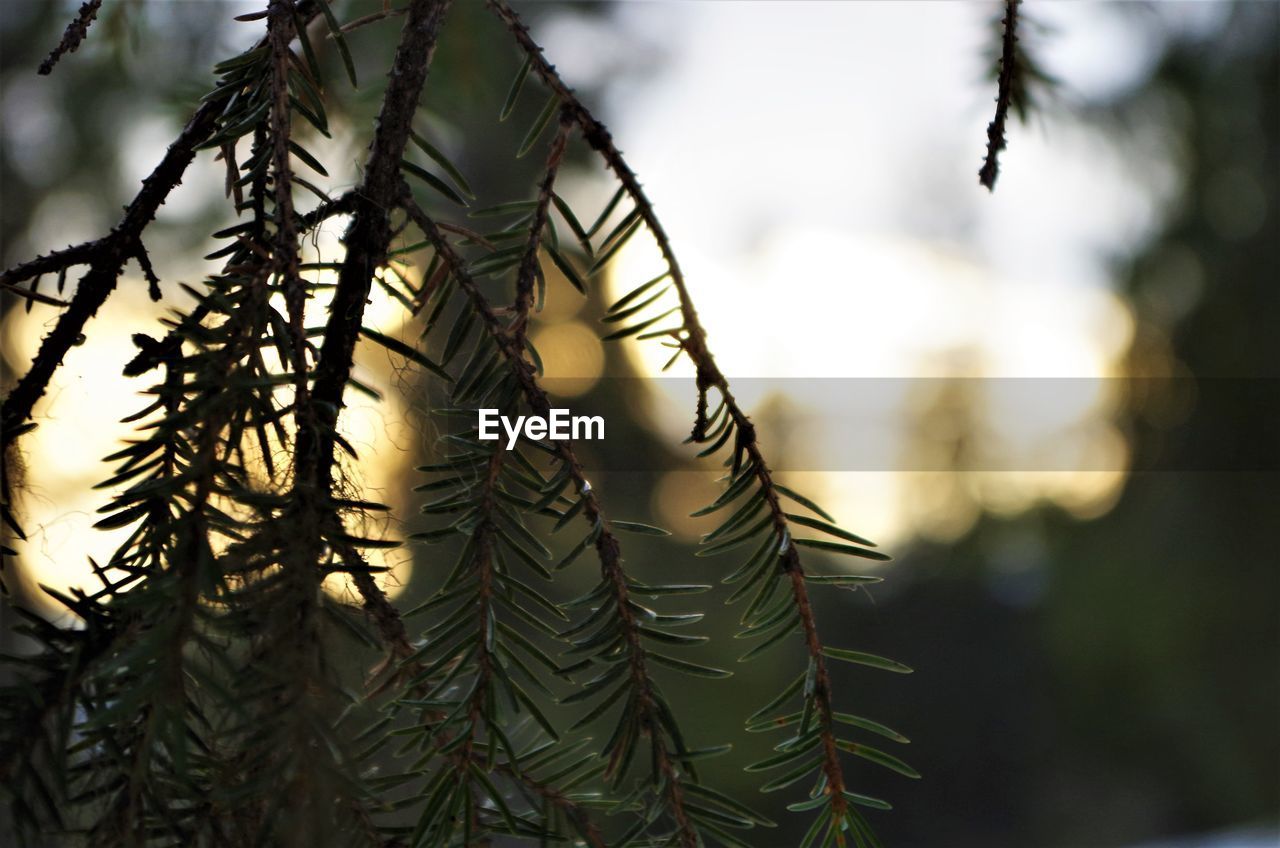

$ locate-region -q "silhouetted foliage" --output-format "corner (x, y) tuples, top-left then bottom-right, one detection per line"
(0, 2), (1003, 845)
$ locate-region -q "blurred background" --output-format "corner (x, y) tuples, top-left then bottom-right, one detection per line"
(2, 1), (1276, 846)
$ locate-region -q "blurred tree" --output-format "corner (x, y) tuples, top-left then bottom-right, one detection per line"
(1044, 2), (1278, 833)
(844, 5), (1279, 846)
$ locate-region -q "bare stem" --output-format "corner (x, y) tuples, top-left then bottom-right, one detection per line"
(979, 0), (1022, 191)
(38, 0), (102, 76)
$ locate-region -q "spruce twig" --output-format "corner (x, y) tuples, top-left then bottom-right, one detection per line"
(38, 0), (102, 76)
(979, 0), (1023, 191)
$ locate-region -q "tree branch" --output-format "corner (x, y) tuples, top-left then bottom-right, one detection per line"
(979, 0), (1022, 191)
(486, 0), (886, 825)
(2, 4), (322, 448)
(294, 0), (453, 501)
(0, 242), (97, 289)
(267, 0), (316, 430)
(511, 113), (571, 347)
(400, 192), (701, 847)
(1, 106), (215, 446)
(38, 0), (102, 76)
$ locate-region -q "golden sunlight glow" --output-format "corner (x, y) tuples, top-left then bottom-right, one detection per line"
(6, 258), (418, 615)
(4, 293), (161, 614)
(609, 227), (1136, 550)
(530, 320), (604, 398)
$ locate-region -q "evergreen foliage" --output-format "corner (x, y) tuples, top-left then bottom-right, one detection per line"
(0, 2), (1037, 845)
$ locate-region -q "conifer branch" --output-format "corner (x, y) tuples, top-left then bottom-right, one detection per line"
(484, 0), (698, 343)
(0, 242), (97, 289)
(3, 2), (923, 841)
(511, 113), (572, 346)
(511, 769), (608, 848)
(486, 2), (911, 839)
(340, 528), (612, 847)
(267, 0), (311, 401)
(293, 0), (455, 754)
(403, 177), (565, 748)
(400, 193), (704, 847)
(0, 610), (127, 786)
(38, 0), (102, 76)
(1, 3), (322, 450)
(295, 0), (453, 501)
(271, 2), (454, 832)
(0, 219), (280, 838)
(346, 549), (417, 662)
(979, 0), (1022, 191)
(340, 500), (612, 847)
(1, 105), (217, 447)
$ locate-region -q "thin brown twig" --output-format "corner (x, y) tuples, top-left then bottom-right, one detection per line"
(434, 221), (496, 251)
(0, 242), (97, 289)
(38, 0), (102, 76)
(1, 107), (211, 447)
(345, 561), (416, 663)
(511, 113), (572, 348)
(979, 0), (1022, 191)
(298, 190), (358, 231)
